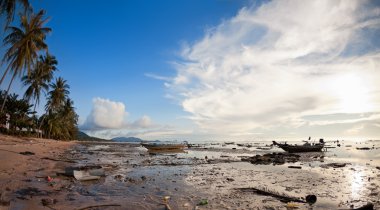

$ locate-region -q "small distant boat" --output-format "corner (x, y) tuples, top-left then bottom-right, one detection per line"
(225, 142), (235, 145)
(272, 139), (325, 153)
(141, 143), (186, 152)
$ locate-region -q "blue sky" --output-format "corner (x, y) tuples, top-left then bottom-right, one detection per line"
(32, 0), (249, 120)
(1, 0), (380, 141)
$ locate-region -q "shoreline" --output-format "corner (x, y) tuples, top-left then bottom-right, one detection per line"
(0, 135), (379, 210)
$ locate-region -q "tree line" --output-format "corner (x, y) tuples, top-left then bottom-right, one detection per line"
(0, 0), (78, 140)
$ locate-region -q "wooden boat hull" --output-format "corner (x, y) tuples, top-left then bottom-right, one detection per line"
(141, 143), (186, 152)
(273, 141), (324, 153)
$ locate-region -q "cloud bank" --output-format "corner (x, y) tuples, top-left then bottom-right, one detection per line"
(168, 0), (380, 138)
(82, 98), (127, 130)
(81, 97), (153, 132)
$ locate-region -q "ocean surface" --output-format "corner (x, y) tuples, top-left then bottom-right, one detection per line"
(69, 139), (380, 209)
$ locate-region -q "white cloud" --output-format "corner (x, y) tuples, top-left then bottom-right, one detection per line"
(131, 115), (152, 128)
(169, 0), (380, 138)
(83, 97), (127, 129)
(81, 98), (155, 132)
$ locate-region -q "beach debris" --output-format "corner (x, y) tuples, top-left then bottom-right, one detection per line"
(114, 174), (124, 181)
(58, 165), (102, 177)
(163, 196), (170, 202)
(241, 153), (300, 165)
(41, 157), (76, 163)
(162, 196), (172, 210)
(76, 204), (121, 210)
(305, 195), (317, 204)
(46, 176), (53, 182)
(286, 202), (299, 208)
(352, 202), (374, 210)
(41, 198), (57, 206)
(226, 178), (235, 182)
(0, 200), (10, 207)
(356, 147), (371, 150)
(73, 168), (105, 181)
(288, 166), (302, 169)
(19, 151), (35, 156)
(321, 163), (347, 168)
(256, 147), (272, 150)
(16, 187), (48, 198)
(236, 187), (316, 204)
(0, 192), (10, 206)
(198, 199), (208, 206)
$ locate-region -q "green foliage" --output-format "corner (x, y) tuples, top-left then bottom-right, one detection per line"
(0, 1), (78, 141)
(22, 53), (58, 111)
(0, 0), (30, 27)
(40, 78), (78, 140)
(1, 9), (52, 113)
(0, 90), (36, 135)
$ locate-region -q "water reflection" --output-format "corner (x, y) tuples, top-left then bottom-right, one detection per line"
(350, 167), (365, 199)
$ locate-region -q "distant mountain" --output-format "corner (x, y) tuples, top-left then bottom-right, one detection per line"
(111, 137), (143, 142)
(76, 131), (108, 141)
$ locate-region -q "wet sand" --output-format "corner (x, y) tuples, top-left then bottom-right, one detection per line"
(1, 135), (379, 209)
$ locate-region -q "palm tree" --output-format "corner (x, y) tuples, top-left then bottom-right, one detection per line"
(45, 77), (69, 112)
(22, 53), (57, 112)
(1, 9), (51, 112)
(39, 77), (69, 137)
(0, 0), (30, 27)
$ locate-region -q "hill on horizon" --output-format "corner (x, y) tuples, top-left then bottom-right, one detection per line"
(76, 131), (108, 141)
(111, 136), (143, 142)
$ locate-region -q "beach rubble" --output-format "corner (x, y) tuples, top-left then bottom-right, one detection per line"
(73, 168), (105, 181)
(320, 163), (347, 168)
(241, 153), (300, 165)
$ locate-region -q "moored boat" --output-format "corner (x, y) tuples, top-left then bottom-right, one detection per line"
(141, 142), (186, 152)
(272, 139), (325, 153)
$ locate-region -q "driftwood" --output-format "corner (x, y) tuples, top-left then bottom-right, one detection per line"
(237, 187), (306, 203)
(76, 204), (121, 210)
(41, 157), (76, 163)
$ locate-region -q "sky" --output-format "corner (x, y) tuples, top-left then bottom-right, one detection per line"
(1, 0), (380, 141)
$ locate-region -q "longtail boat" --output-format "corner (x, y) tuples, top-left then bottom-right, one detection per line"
(272, 139), (325, 153)
(141, 143), (186, 152)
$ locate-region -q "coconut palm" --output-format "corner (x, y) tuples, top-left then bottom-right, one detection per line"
(22, 53), (57, 112)
(1, 9), (51, 112)
(0, 0), (30, 27)
(39, 77), (69, 138)
(45, 77), (69, 112)
(40, 77), (78, 139)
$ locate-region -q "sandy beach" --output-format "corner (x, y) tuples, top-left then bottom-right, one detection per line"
(0, 135), (379, 210)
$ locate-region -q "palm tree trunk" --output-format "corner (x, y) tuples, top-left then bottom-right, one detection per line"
(1, 71), (17, 112)
(0, 66), (11, 86)
(33, 98), (38, 112)
(38, 114), (46, 138)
